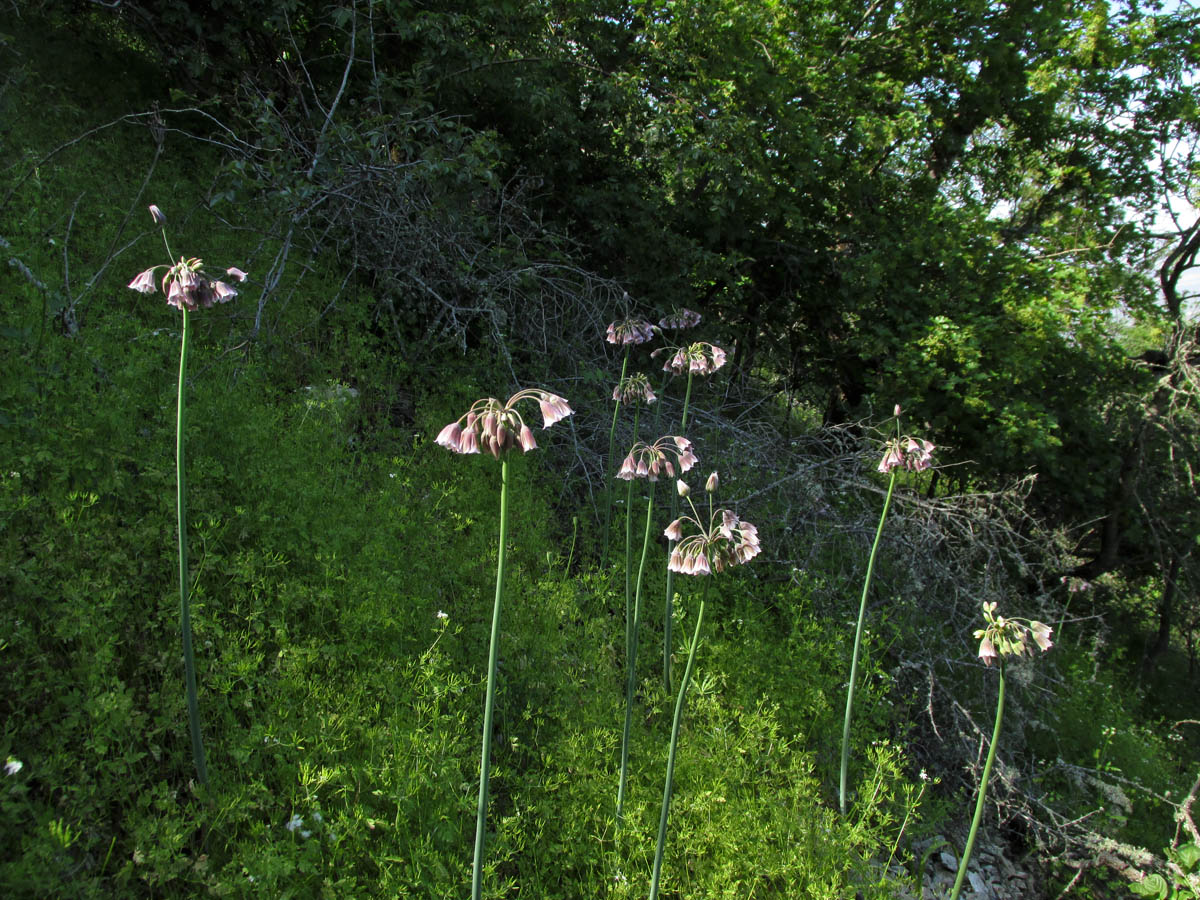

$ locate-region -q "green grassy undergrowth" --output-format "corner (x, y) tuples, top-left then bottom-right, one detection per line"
(0, 256), (919, 896)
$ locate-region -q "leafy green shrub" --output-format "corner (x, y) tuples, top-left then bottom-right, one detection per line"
(1031, 644), (1184, 850)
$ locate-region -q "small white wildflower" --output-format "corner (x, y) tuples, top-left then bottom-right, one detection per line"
(312, 811), (323, 823)
(300, 830), (312, 839)
(286, 814), (303, 832)
(919, 769), (928, 782)
(4, 757), (23, 775)
(436, 610), (448, 621)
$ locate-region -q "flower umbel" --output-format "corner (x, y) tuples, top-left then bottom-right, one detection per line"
(606, 316), (656, 346)
(664, 475), (761, 575)
(612, 372), (657, 406)
(616, 436), (697, 482)
(127, 207), (246, 313)
(658, 308), (701, 330)
(973, 602), (1053, 666)
(128, 256), (246, 312)
(653, 341), (727, 376)
(878, 435), (936, 473)
(436, 390), (573, 459)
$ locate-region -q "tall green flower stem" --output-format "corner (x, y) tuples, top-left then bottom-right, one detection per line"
(616, 482), (655, 829)
(649, 570), (710, 900)
(839, 465), (897, 814)
(473, 458), (510, 900)
(175, 305), (207, 788)
(129, 210), (245, 789)
(949, 660), (1006, 900)
(623, 406), (643, 657)
(662, 371), (694, 692)
(602, 348), (631, 564)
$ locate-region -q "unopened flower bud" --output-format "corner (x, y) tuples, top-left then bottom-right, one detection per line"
(705, 472), (719, 493)
(148, 205), (166, 226)
(676, 479), (690, 497)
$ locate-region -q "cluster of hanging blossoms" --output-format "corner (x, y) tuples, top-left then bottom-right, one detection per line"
(974, 601), (1053, 666)
(612, 372), (657, 406)
(616, 436), (698, 482)
(654, 341), (727, 376)
(606, 316), (657, 346)
(664, 474), (761, 575)
(657, 308), (702, 330)
(878, 435), (936, 473)
(436, 390), (573, 459)
(127, 207), (247, 313)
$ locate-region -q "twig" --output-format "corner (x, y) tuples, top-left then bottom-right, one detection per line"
(308, 1), (357, 180)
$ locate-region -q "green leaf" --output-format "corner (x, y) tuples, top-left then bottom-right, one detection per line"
(1173, 842), (1200, 873)
(1129, 874), (1168, 900)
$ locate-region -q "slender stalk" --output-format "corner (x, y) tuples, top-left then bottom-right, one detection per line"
(949, 661), (1006, 900)
(662, 371), (694, 693)
(617, 485), (655, 828)
(564, 515), (577, 578)
(472, 458), (510, 900)
(649, 573), (710, 900)
(839, 466), (897, 814)
(652, 371), (669, 434)
(176, 306), (207, 787)
(602, 348), (631, 565)
(623, 406), (643, 679)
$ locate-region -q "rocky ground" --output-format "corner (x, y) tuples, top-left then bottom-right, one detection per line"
(886, 837), (1042, 900)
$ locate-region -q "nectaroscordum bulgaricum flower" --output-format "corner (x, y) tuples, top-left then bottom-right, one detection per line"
(613, 372), (657, 406)
(616, 436), (697, 483)
(653, 341), (728, 376)
(973, 601), (1053, 666)
(128, 255), (248, 312)
(606, 316), (656, 346)
(664, 476), (761, 576)
(436, 390), (573, 459)
(658, 308), (701, 330)
(878, 435), (935, 473)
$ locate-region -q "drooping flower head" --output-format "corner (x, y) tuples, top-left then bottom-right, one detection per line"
(129, 256), (247, 312)
(127, 206), (247, 312)
(653, 341), (727, 376)
(664, 473), (761, 576)
(658, 308), (701, 331)
(878, 435), (935, 473)
(606, 315), (656, 346)
(616, 436), (698, 482)
(435, 389), (573, 459)
(973, 601), (1053, 666)
(612, 372), (657, 406)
